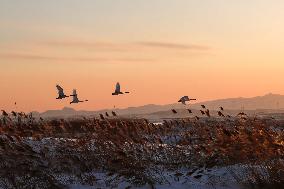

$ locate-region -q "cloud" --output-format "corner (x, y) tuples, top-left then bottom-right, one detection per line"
(135, 41), (210, 50)
(0, 40), (210, 63)
(42, 40), (210, 51)
(43, 41), (129, 52)
(0, 53), (154, 63)
(0, 53), (108, 62)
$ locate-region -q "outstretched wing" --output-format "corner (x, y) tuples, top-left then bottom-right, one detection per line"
(72, 89), (79, 101)
(115, 82), (121, 93)
(178, 96), (188, 104)
(56, 85), (65, 97)
(183, 96), (190, 101)
(72, 89), (77, 96)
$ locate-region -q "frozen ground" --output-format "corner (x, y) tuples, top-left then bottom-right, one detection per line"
(0, 117), (283, 188)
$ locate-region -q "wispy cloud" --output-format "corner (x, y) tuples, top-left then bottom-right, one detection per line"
(135, 41), (210, 50)
(0, 53), (154, 63)
(0, 53), (108, 62)
(43, 41), (128, 52)
(42, 40), (210, 51)
(0, 40), (211, 62)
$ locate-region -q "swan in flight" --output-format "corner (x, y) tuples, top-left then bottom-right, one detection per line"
(112, 82), (129, 95)
(70, 89), (88, 104)
(56, 85), (69, 99)
(178, 96), (196, 105)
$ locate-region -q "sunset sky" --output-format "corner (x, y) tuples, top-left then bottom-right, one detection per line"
(1, 0), (284, 112)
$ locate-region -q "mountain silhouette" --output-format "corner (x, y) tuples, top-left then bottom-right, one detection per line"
(38, 93), (284, 118)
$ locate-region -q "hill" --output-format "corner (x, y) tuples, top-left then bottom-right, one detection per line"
(38, 93), (284, 118)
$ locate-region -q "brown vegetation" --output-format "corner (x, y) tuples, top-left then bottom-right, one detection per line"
(0, 116), (283, 188)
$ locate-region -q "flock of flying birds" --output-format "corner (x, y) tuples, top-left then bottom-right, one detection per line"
(0, 83), (248, 120)
(56, 82), (130, 104)
(55, 82), (130, 119)
(56, 84), (235, 120)
(55, 83), (241, 120)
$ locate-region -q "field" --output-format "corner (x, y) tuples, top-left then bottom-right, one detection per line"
(0, 116), (283, 189)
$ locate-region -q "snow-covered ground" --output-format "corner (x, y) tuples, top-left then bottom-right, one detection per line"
(0, 117), (282, 188)
(66, 164), (257, 189)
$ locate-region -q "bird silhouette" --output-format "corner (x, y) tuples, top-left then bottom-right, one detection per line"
(178, 96), (196, 105)
(200, 110), (205, 115)
(220, 107), (224, 111)
(70, 89), (88, 104)
(105, 112), (109, 117)
(56, 85), (69, 99)
(172, 109), (178, 114)
(112, 82), (129, 95)
(187, 109), (192, 114)
(201, 105), (206, 109)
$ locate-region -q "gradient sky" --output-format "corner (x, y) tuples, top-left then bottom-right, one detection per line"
(1, 0), (284, 112)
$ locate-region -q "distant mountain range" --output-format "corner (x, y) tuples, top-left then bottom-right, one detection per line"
(189, 93), (284, 110)
(34, 93), (284, 118)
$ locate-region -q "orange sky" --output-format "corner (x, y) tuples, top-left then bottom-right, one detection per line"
(1, 0), (284, 112)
